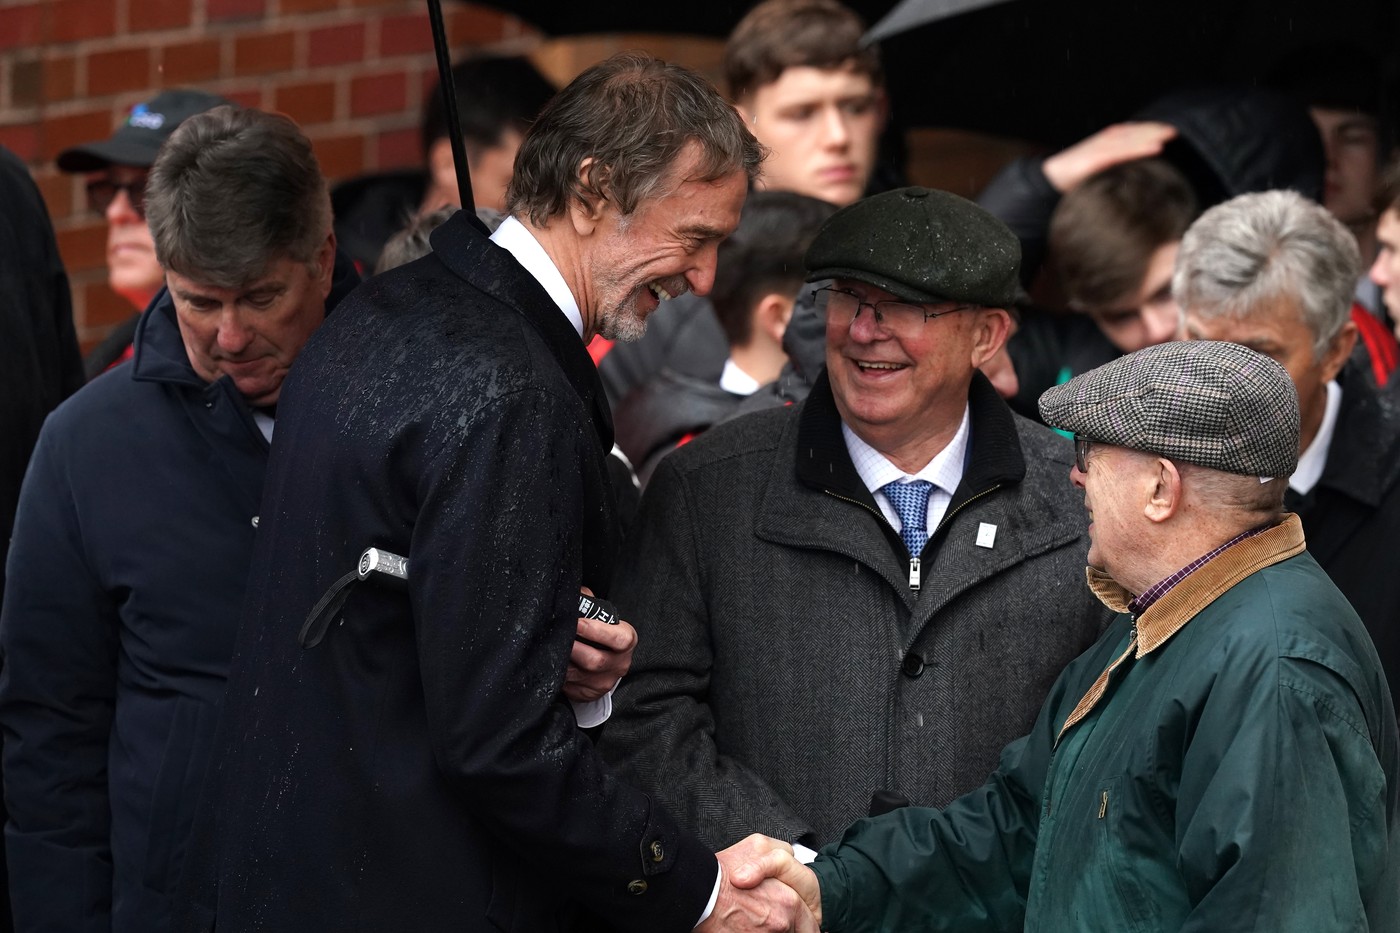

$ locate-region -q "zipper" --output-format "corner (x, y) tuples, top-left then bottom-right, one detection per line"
(823, 482), (1003, 592)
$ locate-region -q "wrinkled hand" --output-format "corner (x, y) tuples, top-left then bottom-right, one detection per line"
(563, 586), (637, 703)
(727, 835), (823, 929)
(698, 835), (820, 932)
(1042, 121), (1177, 192)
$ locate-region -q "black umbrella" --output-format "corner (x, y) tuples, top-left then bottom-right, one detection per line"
(868, 0), (1398, 145)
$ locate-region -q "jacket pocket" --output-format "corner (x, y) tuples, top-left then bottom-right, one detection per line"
(1089, 776), (1152, 933)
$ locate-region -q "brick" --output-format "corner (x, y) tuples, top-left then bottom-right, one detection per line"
(159, 39), (223, 85)
(0, 123), (41, 163)
(376, 126), (419, 169)
(129, 0), (191, 33)
(40, 109), (113, 161)
(275, 80), (337, 126)
(86, 47), (153, 97)
(278, 0), (340, 12)
(447, 5), (508, 46)
(0, 4), (45, 53)
(207, 0), (266, 24)
(83, 280), (141, 328)
(57, 223), (109, 275)
(307, 22), (366, 68)
(36, 170), (75, 219)
(348, 0), (398, 9)
(233, 30), (296, 76)
(11, 58), (41, 108)
(43, 55), (79, 102)
(311, 133), (364, 181)
(350, 70), (407, 117)
(379, 12), (433, 57)
(50, 0), (118, 43)
(224, 87), (265, 109)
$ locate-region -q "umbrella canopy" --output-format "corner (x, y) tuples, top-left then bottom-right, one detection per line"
(871, 0), (1398, 145)
(476, 0), (899, 38)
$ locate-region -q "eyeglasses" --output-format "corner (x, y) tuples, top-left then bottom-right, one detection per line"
(86, 175), (147, 218)
(814, 285), (972, 338)
(1073, 435), (1094, 473)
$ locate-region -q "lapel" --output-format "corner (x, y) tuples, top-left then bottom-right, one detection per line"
(428, 212), (615, 453)
(1301, 365), (1400, 565)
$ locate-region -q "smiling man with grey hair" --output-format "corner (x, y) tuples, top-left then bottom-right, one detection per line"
(1177, 189), (1400, 709)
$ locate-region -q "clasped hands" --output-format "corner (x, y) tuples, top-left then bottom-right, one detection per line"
(698, 834), (823, 933)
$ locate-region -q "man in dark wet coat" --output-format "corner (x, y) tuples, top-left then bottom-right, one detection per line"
(186, 54), (816, 933)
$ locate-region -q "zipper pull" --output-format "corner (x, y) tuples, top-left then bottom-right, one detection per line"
(909, 557), (921, 591)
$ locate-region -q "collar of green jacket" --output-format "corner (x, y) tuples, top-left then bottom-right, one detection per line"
(1085, 513), (1307, 657)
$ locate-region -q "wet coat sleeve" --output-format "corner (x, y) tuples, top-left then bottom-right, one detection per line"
(599, 454), (818, 851)
(1171, 657), (1393, 931)
(974, 156), (1059, 289)
(409, 386), (715, 931)
(0, 423), (119, 932)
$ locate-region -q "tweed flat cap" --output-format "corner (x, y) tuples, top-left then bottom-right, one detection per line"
(1038, 341), (1299, 477)
(805, 187), (1021, 308)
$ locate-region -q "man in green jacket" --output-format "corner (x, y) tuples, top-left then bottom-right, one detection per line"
(727, 339), (1400, 931)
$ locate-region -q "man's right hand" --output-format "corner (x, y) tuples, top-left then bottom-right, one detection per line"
(698, 834), (821, 932)
(1041, 121), (1177, 193)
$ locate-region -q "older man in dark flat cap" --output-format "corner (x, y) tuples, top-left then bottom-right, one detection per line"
(730, 340), (1400, 931)
(602, 187), (1108, 857)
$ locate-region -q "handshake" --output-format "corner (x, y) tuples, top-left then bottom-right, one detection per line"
(698, 834), (824, 932)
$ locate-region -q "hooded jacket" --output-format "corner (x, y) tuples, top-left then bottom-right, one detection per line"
(0, 254), (357, 933)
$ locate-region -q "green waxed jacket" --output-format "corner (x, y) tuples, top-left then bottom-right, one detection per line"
(811, 515), (1400, 932)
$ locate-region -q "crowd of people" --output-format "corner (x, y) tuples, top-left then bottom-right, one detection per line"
(1, 0), (1399, 930)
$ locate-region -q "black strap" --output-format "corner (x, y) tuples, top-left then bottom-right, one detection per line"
(298, 570), (359, 648)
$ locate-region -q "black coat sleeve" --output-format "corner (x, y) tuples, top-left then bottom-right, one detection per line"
(975, 156), (1061, 289)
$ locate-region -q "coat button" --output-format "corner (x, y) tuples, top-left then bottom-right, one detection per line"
(627, 880), (648, 895)
(902, 652), (925, 678)
(250, 516), (259, 528)
(649, 840), (664, 862)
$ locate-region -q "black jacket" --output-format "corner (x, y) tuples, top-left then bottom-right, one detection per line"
(1289, 362), (1400, 710)
(614, 369), (744, 486)
(189, 212), (715, 932)
(0, 255), (358, 933)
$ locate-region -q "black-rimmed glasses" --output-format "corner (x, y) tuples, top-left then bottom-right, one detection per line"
(1074, 435), (1094, 473)
(813, 285), (973, 338)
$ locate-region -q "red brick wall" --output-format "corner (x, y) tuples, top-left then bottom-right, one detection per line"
(0, 0), (538, 349)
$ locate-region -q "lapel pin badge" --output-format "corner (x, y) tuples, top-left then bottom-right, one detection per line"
(976, 522), (997, 549)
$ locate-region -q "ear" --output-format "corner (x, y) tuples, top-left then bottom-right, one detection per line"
(428, 139), (456, 186)
(968, 307), (1013, 369)
(1319, 319), (1358, 383)
(567, 157), (608, 237)
(754, 292), (795, 346)
(314, 232), (336, 299)
(1143, 457), (1182, 524)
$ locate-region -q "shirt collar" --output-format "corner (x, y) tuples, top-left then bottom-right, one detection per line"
(490, 215), (584, 338)
(719, 358), (762, 396)
(1290, 379), (1342, 495)
(841, 404), (971, 496)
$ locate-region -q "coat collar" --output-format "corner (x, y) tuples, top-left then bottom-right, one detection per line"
(429, 211), (614, 451)
(1085, 513), (1306, 657)
(1314, 363), (1400, 509)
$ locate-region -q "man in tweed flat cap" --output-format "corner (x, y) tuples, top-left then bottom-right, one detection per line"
(602, 188), (1108, 858)
(725, 339), (1400, 931)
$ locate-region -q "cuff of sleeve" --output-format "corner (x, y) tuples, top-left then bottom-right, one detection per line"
(793, 843), (819, 864)
(694, 859), (722, 927)
(569, 679), (618, 729)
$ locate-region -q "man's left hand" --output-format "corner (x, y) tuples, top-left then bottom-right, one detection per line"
(563, 587), (637, 702)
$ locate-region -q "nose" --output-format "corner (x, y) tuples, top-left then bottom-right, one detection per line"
(1070, 463), (1087, 489)
(1142, 300), (1182, 346)
(215, 307), (254, 354)
(1371, 251), (1393, 288)
(106, 188), (142, 225)
(845, 301), (889, 343)
(821, 105), (851, 149)
(685, 243), (721, 296)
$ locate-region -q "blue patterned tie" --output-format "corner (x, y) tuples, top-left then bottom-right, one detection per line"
(882, 479), (933, 556)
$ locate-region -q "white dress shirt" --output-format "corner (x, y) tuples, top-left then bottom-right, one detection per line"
(842, 404), (972, 539)
(719, 358), (762, 396)
(1290, 380), (1341, 495)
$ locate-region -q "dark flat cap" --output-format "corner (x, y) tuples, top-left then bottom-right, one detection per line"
(57, 89), (231, 173)
(1038, 341), (1299, 478)
(804, 187), (1020, 308)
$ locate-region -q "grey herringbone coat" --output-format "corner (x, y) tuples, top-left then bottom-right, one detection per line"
(602, 371), (1110, 849)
